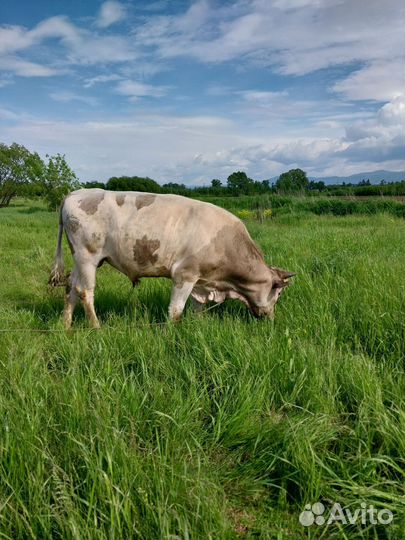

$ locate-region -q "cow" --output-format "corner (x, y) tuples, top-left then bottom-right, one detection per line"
(49, 189), (294, 328)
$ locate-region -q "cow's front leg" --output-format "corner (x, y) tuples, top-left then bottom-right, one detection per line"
(168, 281), (196, 321)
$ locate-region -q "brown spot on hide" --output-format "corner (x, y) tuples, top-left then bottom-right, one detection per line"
(155, 265), (170, 277)
(79, 193), (104, 215)
(133, 235), (160, 266)
(135, 194), (156, 210)
(116, 194), (126, 206)
(231, 226), (263, 262)
(191, 223), (264, 281)
(78, 290), (86, 301)
(86, 243), (97, 254)
(66, 217), (80, 233)
(86, 232), (103, 254)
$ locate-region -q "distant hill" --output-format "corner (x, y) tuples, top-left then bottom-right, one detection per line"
(311, 170), (404, 185)
(268, 170), (404, 185)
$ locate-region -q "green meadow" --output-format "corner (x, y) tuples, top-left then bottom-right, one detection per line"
(0, 198), (404, 539)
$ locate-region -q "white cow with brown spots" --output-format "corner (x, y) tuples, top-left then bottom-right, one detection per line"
(49, 189), (294, 328)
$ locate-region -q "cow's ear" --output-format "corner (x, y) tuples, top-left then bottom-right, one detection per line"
(270, 267), (296, 288)
(277, 269), (296, 280)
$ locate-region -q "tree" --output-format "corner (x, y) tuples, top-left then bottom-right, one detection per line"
(308, 180), (326, 192)
(211, 179), (222, 188)
(0, 142), (44, 207)
(106, 176), (162, 193)
(42, 154), (80, 210)
(261, 179), (270, 190)
(162, 182), (188, 194)
(83, 181), (105, 189)
(227, 171), (254, 194)
(275, 168), (309, 193)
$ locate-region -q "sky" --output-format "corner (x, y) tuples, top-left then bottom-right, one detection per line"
(0, 0), (404, 185)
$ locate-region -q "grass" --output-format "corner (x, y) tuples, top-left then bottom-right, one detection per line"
(0, 198), (404, 539)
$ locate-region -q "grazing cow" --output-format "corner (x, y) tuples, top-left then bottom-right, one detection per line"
(49, 189), (294, 328)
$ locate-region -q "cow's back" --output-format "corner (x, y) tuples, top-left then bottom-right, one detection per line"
(62, 189), (248, 279)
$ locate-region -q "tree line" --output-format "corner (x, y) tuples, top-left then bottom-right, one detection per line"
(1, 142), (404, 210)
(86, 169), (405, 198)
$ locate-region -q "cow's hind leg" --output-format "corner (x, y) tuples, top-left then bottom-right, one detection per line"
(75, 261), (100, 329)
(168, 280), (196, 321)
(63, 268), (78, 329)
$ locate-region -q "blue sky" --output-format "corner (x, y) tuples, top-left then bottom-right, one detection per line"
(0, 0), (404, 184)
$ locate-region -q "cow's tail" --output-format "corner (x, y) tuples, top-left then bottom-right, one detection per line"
(48, 202), (67, 287)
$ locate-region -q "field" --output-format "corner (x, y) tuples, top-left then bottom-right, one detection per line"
(0, 198), (404, 539)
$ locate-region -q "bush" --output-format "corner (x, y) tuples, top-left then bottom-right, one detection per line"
(235, 209), (255, 220)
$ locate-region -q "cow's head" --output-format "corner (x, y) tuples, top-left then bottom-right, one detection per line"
(249, 266), (295, 318)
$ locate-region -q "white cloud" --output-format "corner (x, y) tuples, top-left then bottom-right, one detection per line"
(49, 91), (98, 106)
(83, 74), (122, 88)
(0, 14), (136, 78)
(344, 95), (404, 141)
(0, 113), (242, 182)
(96, 1), (126, 29)
(267, 138), (347, 165)
(68, 34), (135, 64)
(338, 94), (405, 164)
(237, 90), (289, 104)
(0, 56), (59, 77)
(0, 25), (30, 55)
(115, 79), (169, 100)
(0, 0), (403, 181)
(0, 16), (79, 56)
(134, 0), (404, 101)
(1, 0), (403, 106)
(0, 107), (20, 120)
(2, 96), (403, 183)
(331, 59), (405, 101)
(378, 95), (405, 126)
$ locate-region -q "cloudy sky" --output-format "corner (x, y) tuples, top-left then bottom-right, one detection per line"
(0, 0), (404, 184)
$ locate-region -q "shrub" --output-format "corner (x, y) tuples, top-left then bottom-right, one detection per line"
(309, 198), (404, 218)
(235, 208), (273, 221)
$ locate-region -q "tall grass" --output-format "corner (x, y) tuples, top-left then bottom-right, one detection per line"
(197, 194), (405, 218)
(0, 200), (404, 539)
